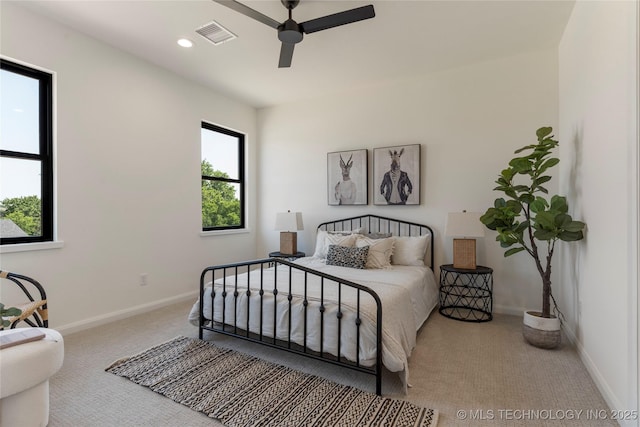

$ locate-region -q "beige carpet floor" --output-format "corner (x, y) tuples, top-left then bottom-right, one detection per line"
(48, 300), (616, 426)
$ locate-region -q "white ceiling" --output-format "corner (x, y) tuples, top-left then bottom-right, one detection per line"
(16, 0), (575, 109)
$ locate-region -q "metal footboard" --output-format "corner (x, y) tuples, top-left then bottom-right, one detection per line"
(199, 258), (383, 395)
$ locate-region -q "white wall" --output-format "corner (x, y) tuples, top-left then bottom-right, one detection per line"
(0, 3), (258, 332)
(257, 49), (560, 315)
(559, 0), (639, 423)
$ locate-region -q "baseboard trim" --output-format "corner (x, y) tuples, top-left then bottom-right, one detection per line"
(573, 339), (624, 422)
(54, 291), (198, 336)
(493, 304), (525, 317)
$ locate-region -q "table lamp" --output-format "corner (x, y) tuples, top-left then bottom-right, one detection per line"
(445, 211), (485, 269)
(275, 211), (304, 255)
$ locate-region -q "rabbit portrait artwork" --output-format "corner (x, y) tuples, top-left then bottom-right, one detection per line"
(334, 154), (357, 205)
(327, 150), (367, 206)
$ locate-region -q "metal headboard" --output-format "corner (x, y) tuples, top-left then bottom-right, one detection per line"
(317, 214), (435, 269)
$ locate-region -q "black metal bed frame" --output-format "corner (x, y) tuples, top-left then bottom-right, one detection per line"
(199, 215), (434, 396)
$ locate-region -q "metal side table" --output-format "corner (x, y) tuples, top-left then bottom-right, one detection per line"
(439, 264), (493, 322)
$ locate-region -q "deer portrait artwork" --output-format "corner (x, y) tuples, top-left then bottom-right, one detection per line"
(334, 154), (357, 205)
(379, 148), (413, 205)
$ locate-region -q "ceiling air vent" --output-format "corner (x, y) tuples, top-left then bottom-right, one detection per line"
(196, 20), (237, 45)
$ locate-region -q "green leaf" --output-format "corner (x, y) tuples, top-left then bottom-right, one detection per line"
(554, 213), (571, 228)
(519, 194), (534, 205)
(0, 303), (22, 318)
(504, 188), (518, 199)
(534, 229), (557, 240)
(549, 195), (568, 213)
(506, 199), (522, 209)
(564, 220), (586, 232)
(500, 234), (520, 247)
(535, 211), (556, 230)
(479, 210), (498, 229)
(501, 168), (515, 181)
(2, 307), (22, 316)
(559, 230), (584, 241)
(495, 177), (509, 187)
(504, 247), (526, 257)
(514, 144), (537, 154)
(509, 158), (532, 173)
(534, 196), (549, 206)
(512, 185), (530, 193)
(530, 198), (546, 213)
(515, 221), (530, 233)
(533, 175), (552, 187)
(538, 158), (560, 174)
(536, 126), (553, 140)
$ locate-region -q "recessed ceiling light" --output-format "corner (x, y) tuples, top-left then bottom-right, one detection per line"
(177, 38), (193, 48)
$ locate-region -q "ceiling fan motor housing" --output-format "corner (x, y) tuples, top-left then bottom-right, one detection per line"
(281, 0), (300, 10)
(278, 19), (303, 44)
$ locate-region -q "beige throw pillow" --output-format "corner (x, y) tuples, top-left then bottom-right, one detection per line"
(356, 236), (394, 269)
(313, 230), (358, 259)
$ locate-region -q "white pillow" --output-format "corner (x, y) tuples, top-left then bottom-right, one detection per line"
(356, 236), (394, 269)
(313, 230), (358, 259)
(391, 235), (430, 266)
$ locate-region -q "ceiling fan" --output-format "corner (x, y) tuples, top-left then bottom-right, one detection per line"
(213, 0), (375, 68)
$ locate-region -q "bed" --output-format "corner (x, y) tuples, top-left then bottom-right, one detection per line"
(188, 215), (438, 395)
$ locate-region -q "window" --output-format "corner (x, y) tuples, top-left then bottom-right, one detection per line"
(201, 122), (245, 231)
(0, 59), (53, 245)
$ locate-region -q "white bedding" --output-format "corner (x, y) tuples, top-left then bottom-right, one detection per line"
(188, 256), (438, 391)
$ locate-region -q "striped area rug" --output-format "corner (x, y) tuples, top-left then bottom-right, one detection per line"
(106, 336), (438, 427)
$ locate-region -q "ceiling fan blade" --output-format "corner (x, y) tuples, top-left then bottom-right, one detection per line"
(212, 0), (280, 29)
(278, 42), (295, 68)
(300, 4), (375, 34)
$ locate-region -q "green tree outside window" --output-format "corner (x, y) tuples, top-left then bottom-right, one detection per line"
(0, 195), (41, 236)
(201, 160), (241, 228)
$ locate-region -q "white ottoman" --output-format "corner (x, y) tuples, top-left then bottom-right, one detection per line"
(0, 328), (64, 427)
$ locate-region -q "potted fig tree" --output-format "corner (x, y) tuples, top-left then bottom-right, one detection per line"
(480, 126), (585, 349)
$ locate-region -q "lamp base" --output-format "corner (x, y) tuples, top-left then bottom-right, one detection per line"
(280, 232), (297, 255)
(453, 238), (476, 269)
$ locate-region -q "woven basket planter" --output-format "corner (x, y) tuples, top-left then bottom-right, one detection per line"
(523, 311), (561, 349)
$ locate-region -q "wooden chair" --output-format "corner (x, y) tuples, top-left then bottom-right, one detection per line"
(0, 271), (48, 329)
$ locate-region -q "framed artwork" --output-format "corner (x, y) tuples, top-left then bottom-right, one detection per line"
(373, 144), (420, 205)
(327, 149), (368, 205)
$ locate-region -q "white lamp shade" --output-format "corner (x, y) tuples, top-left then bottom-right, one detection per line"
(445, 212), (485, 238)
(275, 212), (304, 231)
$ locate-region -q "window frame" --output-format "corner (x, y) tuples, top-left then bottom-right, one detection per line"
(0, 59), (54, 245)
(201, 121), (245, 231)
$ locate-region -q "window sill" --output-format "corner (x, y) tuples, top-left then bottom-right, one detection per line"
(0, 241), (65, 254)
(200, 228), (250, 237)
